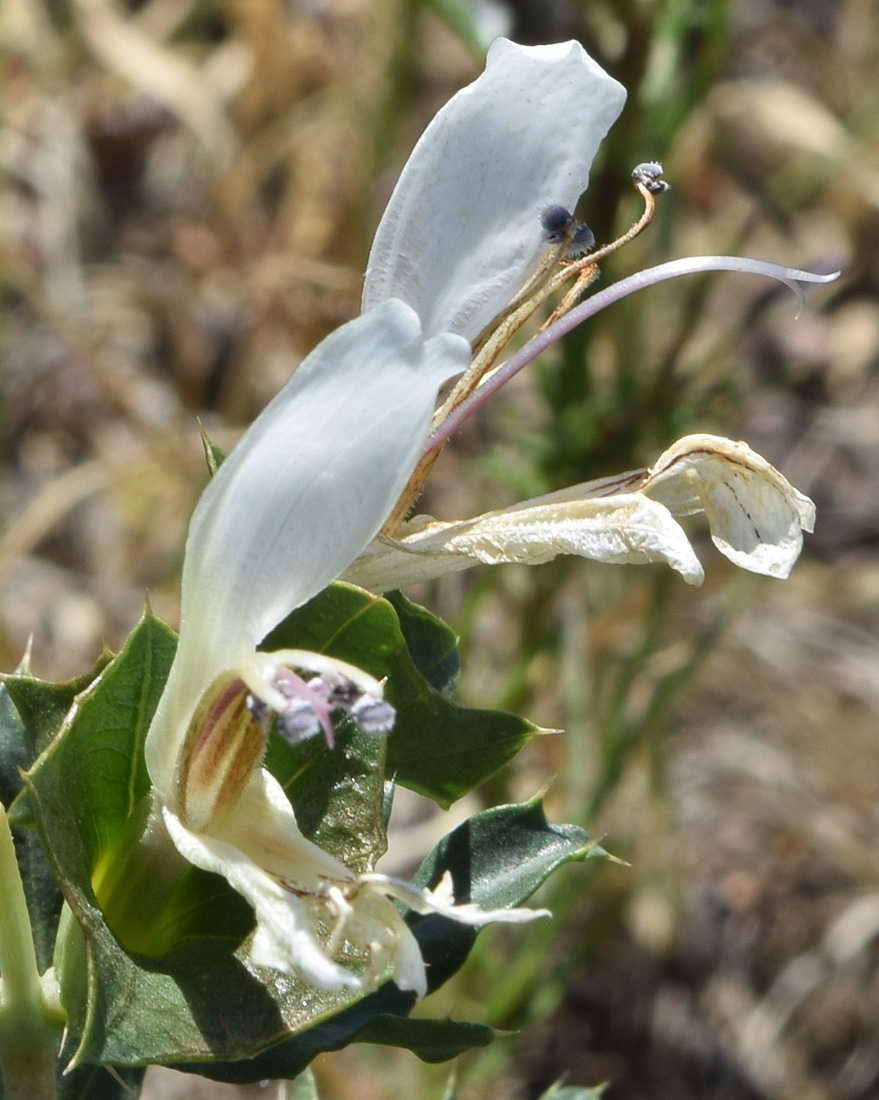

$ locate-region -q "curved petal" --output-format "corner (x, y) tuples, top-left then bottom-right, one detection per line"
(342, 493), (706, 591)
(146, 299), (470, 800)
(363, 38), (626, 341)
(211, 769), (356, 890)
(160, 797), (360, 990)
(343, 434), (815, 591)
(641, 435), (815, 578)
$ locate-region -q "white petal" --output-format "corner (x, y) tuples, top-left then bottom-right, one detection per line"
(342, 887), (429, 997)
(146, 300), (469, 799)
(388, 919), (428, 997)
(361, 871), (550, 926)
(642, 434), (815, 578)
(342, 493), (706, 590)
(363, 39), (625, 341)
(210, 769), (356, 891)
(160, 772), (434, 993)
(161, 801), (360, 991)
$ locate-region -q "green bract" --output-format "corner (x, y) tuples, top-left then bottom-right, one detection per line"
(13, 596), (604, 1076)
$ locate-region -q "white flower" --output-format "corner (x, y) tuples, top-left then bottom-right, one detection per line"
(144, 39), (622, 995)
(143, 31), (824, 996)
(343, 435), (816, 591)
(144, 300), (482, 994)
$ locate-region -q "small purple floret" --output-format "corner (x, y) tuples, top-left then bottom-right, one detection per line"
(277, 698), (323, 744)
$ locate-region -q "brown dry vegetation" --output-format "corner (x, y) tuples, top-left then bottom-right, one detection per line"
(2, 1), (879, 1099)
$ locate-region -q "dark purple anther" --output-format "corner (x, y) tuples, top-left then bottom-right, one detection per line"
(541, 205), (576, 243)
(326, 677), (360, 709)
(566, 222), (595, 257)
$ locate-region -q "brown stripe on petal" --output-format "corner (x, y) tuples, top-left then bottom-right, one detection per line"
(175, 672), (268, 832)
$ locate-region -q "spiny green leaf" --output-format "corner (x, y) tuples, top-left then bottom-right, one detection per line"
(3, 653), (110, 819)
(0, 682), (64, 973)
(385, 589), (460, 699)
(23, 612), (390, 1067)
(178, 1009), (494, 1085)
(410, 797), (607, 993)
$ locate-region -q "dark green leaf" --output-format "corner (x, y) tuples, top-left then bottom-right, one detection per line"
(175, 993), (493, 1084)
(266, 584), (535, 807)
(410, 797), (607, 993)
(385, 590), (459, 698)
(2, 653), (109, 820)
(23, 613), (391, 1067)
(0, 682), (64, 973)
(0, 677), (31, 808)
(26, 617), (173, 870)
(413, 796), (605, 907)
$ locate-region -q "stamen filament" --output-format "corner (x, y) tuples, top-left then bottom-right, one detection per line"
(537, 180), (659, 331)
(421, 257), (840, 462)
(381, 175), (664, 535)
(440, 178), (660, 428)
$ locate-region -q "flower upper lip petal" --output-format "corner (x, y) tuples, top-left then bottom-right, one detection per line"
(362, 38), (626, 342)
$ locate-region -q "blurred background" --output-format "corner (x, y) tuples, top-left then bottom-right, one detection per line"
(1, 0), (878, 1097)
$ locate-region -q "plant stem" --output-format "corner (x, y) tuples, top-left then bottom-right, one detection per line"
(0, 803), (58, 1100)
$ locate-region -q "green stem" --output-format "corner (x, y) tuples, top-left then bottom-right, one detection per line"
(0, 803), (58, 1100)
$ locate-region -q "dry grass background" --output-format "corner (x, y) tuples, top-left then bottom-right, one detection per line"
(2, 1), (879, 1098)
